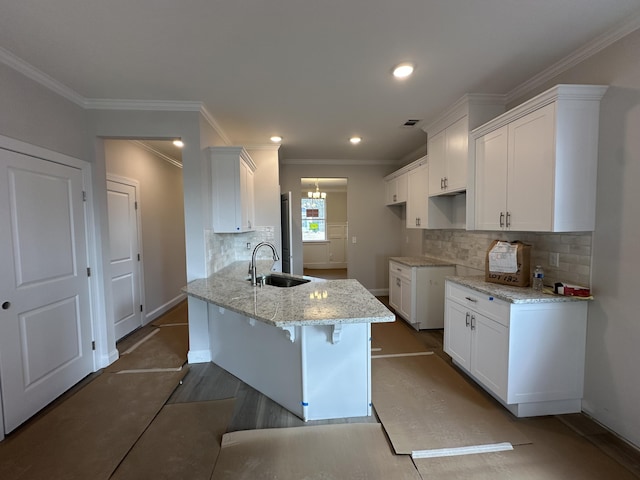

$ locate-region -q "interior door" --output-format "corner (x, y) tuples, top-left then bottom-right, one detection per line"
(0, 148), (93, 433)
(107, 179), (142, 340)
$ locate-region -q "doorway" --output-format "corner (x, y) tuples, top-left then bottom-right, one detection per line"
(300, 178), (348, 279)
(104, 140), (186, 341)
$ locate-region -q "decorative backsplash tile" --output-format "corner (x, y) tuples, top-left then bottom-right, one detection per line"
(205, 226), (277, 276)
(422, 230), (592, 288)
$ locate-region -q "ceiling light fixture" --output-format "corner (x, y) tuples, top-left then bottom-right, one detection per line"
(392, 62), (415, 79)
(350, 136), (362, 145)
(307, 179), (326, 199)
(173, 139), (184, 148)
(270, 135), (282, 143)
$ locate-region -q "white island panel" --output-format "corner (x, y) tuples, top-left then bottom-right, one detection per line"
(208, 304), (304, 418)
(302, 323), (371, 420)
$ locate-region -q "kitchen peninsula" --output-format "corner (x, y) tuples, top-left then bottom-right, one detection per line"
(183, 263), (395, 421)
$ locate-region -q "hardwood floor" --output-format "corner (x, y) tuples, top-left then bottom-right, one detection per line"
(5, 298), (637, 478)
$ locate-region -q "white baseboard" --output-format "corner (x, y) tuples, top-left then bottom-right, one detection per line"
(188, 349), (212, 364)
(302, 263), (348, 269)
(144, 293), (187, 325)
(369, 288), (389, 297)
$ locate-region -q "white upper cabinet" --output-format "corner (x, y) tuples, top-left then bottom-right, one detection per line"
(472, 84), (608, 232)
(406, 161), (429, 229)
(424, 95), (506, 197)
(209, 146), (256, 233)
(385, 172), (408, 205)
(428, 116), (469, 195)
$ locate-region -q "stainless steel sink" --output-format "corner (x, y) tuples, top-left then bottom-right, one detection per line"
(260, 274), (311, 288)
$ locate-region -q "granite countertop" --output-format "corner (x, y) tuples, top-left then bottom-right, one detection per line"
(447, 275), (592, 304)
(183, 262), (395, 328)
(389, 256), (456, 267)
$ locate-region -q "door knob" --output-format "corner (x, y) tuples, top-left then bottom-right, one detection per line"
(2, 301), (10, 310)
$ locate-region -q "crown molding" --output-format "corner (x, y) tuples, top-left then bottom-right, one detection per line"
(281, 158), (397, 166)
(199, 105), (233, 146)
(244, 144), (281, 151)
(506, 10), (640, 103)
(83, 98), (202, 111)
(0, 47), (86, 107)
(130, 140), (182, 169)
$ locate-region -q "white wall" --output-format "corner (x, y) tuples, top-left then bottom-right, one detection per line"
(280, 162), (401, 293)
(104, 140), (187, 323)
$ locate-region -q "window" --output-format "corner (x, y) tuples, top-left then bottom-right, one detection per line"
(301, 198), (326, 241)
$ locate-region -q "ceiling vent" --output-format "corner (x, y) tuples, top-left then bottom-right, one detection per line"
(401, 119), (421, 128)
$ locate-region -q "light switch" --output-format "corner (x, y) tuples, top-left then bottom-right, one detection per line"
(549, 252), (559, 267)
(352, 236), (357, 244)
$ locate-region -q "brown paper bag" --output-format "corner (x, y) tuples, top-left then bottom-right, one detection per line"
(485, 240), (531, 287)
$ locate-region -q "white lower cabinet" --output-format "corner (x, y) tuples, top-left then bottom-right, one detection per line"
(444, 280), (588, 417)
(389, 261), (455, 330)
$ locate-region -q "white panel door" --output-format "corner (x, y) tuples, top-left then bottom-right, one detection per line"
(107, 180), (142, 340)
(0, 149), (93, 433)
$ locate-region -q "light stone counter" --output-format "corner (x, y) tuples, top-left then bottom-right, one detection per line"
(389, 256), (456, 268)
(448, 275), (591, 304)
(183, 262), (394, 328)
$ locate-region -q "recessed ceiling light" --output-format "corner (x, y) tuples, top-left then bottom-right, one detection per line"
(350, 136), (362, 145)
(392, 63), (415, 79)
(173, 139), (184, 148)
(270, 135), (282, 143)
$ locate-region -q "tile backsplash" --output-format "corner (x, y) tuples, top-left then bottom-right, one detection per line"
(205, 226), (277, 276)
(422, 230), (592, 288)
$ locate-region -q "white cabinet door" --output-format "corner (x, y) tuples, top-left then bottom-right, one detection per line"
(389, 273), (401, 312)
(475, 125), (508, 230)
(386, 173), (408, 205)
(240, 160), (255, 230)
(507, 103), (555, 231)
(406, 163), (429, 229)
(471, 313), (509, 402)
(210, 147), (256, 233)
(399, 276), (413, 322)
(444, 300), (472, 371)
(428, 130), (446, 195)
(444, 116), (468, 192)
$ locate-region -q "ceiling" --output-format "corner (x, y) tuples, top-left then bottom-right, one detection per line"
(1, 1), (639, 162)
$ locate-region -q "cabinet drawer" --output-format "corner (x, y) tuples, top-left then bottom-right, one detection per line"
(446, 282), (509, 326)
(389, 262), (411, 281)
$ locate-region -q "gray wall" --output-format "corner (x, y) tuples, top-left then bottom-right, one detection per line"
(527, 27), (640, 449)
(104, 140), (187, 322)
(280, 162), (401, 292)
(416, 29), (640, 448)
(0, 63), (87, 159)
(326, 191), (348, 223)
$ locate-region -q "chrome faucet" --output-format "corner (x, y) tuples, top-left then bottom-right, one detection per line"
(249, 242), (280, 286)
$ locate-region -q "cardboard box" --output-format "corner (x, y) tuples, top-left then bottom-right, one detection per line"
(485, 240), (531, 287)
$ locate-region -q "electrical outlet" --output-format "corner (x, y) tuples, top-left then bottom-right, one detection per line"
(352, 236), (357, 244)
(246, 242), (251, 250)
(549, 252), (560, 267)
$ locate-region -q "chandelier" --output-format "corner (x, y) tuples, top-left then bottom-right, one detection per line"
(308, 179), (326, 199)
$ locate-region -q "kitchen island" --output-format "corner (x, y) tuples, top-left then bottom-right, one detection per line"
(183, 263), (395, 421)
